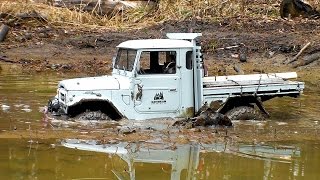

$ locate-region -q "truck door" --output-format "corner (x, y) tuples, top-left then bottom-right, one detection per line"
(133, 50), (181, 113)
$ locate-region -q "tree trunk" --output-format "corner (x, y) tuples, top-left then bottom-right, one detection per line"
(293, 52), (320, 68)
(53, 0), (157, 15)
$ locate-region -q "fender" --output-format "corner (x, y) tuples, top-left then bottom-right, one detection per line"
(67, 98), (123, 120)
(217, 96), (269, 117)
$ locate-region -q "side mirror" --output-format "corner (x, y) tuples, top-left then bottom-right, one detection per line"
(134, 70), (137, 77)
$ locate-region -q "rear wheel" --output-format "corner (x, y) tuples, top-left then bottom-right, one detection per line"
(75, 111), (111, 121)
(225, 106), (265, 120)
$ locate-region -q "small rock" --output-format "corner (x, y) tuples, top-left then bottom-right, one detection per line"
(118, 126), (136, 135)
(239, 53), (247, 62)
(266, 51), (275, 58)
(231, 54), (239, 58)
(51, 64), (60, 70)
(108, 140), (118, 144)
(62, 64), (72, 70)
(24, 33), (32, 39)
(276, 122), (287, 125)
(51, 64), (57, 70)
(189, 128), (201, 132)
(39, 32), (49, 38)
(1, 104), (10, 111)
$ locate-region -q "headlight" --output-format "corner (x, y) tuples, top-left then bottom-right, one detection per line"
(58, 88), (67, 103)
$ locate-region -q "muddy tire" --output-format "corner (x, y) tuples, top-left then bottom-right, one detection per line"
(75, 111), (111, 121)
(225, 106), (265, 120)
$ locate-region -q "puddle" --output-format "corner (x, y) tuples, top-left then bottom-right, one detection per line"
(0, 71), (320, 179)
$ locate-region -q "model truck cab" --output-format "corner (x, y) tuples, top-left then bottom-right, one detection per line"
(49, 33), (304, 121)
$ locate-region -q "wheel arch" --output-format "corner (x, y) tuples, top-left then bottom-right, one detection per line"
(218, 96), (270, 117)
(67, 99), (123, 120)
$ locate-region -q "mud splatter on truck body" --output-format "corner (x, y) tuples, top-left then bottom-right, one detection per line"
(47, 33), (304, 122)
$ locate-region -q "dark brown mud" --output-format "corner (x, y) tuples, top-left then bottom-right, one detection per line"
(1, 17), (320, 75)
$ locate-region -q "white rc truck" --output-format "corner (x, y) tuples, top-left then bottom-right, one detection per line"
(48, 33), (304, 121)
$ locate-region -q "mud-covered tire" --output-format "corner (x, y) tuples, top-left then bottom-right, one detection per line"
(225, 106), (265, 120)
(75, 111), (111, 121)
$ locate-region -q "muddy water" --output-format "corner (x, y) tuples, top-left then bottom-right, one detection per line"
(1, 139), (320, 179)
(0, 71), (320, 179)
(0, 72), (79, 131)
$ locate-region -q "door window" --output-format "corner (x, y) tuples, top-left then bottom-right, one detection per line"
(138, 51), (177, 74)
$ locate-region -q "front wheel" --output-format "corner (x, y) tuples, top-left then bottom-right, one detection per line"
(75, 111), (111, 121)
(225, 106), (265, 120)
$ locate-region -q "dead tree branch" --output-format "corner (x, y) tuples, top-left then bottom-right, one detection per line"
(0, 55), (17, 63)
(287, 42), (311, 64)
(293, 52), (320, 68)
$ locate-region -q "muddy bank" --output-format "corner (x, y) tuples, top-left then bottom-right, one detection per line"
(0, 18), (320, 74)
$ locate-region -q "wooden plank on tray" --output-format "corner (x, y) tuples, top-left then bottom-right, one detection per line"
(203, 72), (297, 83)
(203, 79), (287, 88)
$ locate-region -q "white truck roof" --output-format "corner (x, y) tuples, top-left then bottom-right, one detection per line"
(117, 39), (194, 49)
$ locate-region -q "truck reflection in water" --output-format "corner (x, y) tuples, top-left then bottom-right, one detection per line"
(62, 139), (301, 180)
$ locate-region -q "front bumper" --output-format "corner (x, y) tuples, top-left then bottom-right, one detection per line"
(47, 96), (66, 116)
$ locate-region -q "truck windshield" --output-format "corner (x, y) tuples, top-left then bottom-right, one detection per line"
(114, 48), (137, 71)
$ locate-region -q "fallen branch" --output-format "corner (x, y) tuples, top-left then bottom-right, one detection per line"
(0, 55), (18, 63)
(216, 45), (239, 50)
(293, 52), (320, 68)
(287, 42), (311, 64)
(16, 11), (48, 22)
(0, 24), (10, 42)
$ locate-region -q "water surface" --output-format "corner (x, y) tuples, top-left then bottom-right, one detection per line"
(0, 71), (319, 179)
